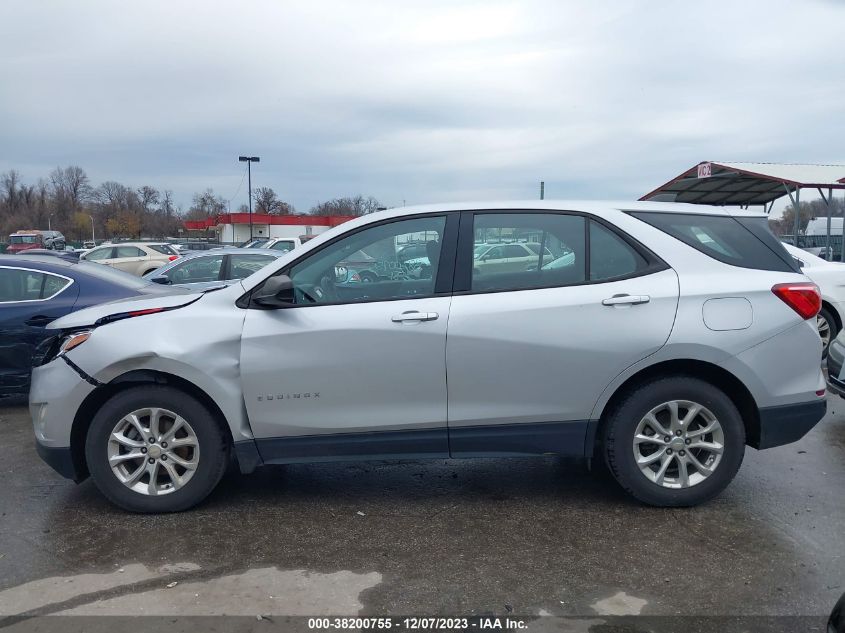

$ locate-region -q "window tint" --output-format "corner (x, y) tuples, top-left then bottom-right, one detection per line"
(41, 273), (71, 297)
(589, 220), (648, 280)
(116, 246), (145, 258)
(630, 212), (798, 273)
(503, 244), (529, 258)
(149, 244), (177, 255)
(229, 254), (277, 279)
(270, 241), (296, 253)
(472, 214), (586, 292)
(286, 216), (446, 305)
(85, 247), (113, 261)
(0, 269), (71, 302)
(164, 255), (224, 284)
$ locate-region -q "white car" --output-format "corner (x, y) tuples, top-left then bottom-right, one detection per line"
(254, 237), (302, 254)
(80, 242), (179, 277)
(783, 242), (845, 351)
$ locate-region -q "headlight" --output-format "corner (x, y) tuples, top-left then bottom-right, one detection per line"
(58, 331), (92, 356)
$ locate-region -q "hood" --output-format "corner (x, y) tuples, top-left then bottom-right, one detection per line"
(48, 291), (203, 330)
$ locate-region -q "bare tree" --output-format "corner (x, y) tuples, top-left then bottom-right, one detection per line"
(253, 187), (295, 215)
(310, 195), (381, 216)
(186, 188), (227, 220)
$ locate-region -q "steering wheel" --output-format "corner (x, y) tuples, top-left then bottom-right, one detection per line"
(315, 272), (338, 303)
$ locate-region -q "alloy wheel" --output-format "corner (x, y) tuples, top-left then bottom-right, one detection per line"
(107, 407), (200, 496)
(632, 400), (725, 489)
(818, 314), (831, 349)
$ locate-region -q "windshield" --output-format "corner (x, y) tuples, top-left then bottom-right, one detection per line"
(10, 235), (39, 244)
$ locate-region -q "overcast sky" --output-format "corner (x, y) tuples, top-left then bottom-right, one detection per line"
(1, 0), (844, 214)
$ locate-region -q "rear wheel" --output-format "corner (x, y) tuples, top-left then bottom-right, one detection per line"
(85, 386), (229, 512)
(604, 377), (745, 507)
(818, 307), (838, 356)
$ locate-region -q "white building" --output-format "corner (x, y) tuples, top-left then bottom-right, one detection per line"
(184, 213), (356, 244)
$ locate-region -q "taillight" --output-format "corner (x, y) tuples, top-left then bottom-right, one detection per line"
(168, 255), (179, 261)
(772, 282), (821, 320)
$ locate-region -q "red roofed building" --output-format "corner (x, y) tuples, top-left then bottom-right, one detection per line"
(183, 213), (356, 243)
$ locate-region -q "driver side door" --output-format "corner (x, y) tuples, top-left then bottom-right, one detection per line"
(239, 213), (457, 463)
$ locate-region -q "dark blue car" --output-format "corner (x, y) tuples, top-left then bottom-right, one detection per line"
(0, 255), (180, 401)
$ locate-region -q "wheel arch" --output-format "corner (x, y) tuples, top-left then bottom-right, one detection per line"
(821, 299), (842, 332)
(588, 359), (761, 460)
(69, 369), (245, 481)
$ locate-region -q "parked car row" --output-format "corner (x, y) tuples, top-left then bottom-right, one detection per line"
(782, 243), (845, 354)
(24, 201), (827, 514)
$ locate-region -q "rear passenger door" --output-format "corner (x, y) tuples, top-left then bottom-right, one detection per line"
(112, 246), (147, 274)
(445, 211), (680, 456)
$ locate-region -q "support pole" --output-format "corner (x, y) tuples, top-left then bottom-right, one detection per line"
(841, 190), (845, 263)
(819, 187), (833, 260)
(247, 161), (253, 241)
(540, 181), (545, 200)
(783, 183), (800, 246)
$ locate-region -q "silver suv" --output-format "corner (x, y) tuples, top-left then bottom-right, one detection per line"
(30, 201), (826, 512)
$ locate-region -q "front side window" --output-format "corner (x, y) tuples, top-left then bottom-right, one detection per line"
(164, 255), (224, 284)
(229, 254), (277, 279)
(85, 247), (113, 261)
(286, 216), (447, 305)
(0, 269), (71, 302)
(472, 213), (586, 292)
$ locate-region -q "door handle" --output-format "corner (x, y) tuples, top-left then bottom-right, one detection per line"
(25, 315), (57, 327)
(391, 311), (439, 322)
(601, 294), (650, 306)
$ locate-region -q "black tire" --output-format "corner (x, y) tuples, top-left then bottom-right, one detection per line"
(359, 271), (378, 283)
(142, 269), (158, 276)
(85, 385), (229, 513)
(818, 307), (838, 357)
(604, 376), (745, 507)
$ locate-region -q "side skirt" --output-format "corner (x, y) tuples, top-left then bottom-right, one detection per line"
(250, 421), (592, 467)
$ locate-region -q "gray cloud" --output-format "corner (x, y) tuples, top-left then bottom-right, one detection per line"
(1, 0), (843, 212)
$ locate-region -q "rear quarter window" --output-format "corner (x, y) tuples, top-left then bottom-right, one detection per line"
(629, 212), (799, 273)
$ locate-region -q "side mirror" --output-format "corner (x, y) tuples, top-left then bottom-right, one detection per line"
(252, 274), (295, 308)
(150, 275), (171, 285)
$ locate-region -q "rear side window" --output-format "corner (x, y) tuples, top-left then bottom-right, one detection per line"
(590, 220), (648, 281)
(149, 244), (177, 255)
(116, 246), (145, 258)
(270, 241), (296, 253)
(0, 268), (71, 302)
(630, 212), (799, 273)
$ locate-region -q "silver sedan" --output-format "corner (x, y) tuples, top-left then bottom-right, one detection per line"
(142, 248), (284, 290)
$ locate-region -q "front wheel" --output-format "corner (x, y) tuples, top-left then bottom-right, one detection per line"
(85, 386), (229, 512)
(604, 377), (745, 507)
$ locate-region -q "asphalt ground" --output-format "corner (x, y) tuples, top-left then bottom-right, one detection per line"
(1, 398), (843, 630)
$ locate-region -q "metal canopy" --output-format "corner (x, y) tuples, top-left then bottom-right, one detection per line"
(640, 162), (845, 206)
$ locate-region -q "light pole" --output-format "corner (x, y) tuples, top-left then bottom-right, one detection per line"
(238, 156), (260, 240)
(48, 213), (54, 231)
(87, 214), (95, 245)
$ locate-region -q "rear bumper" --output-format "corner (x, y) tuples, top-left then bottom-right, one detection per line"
(753, 400), (827, 449)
